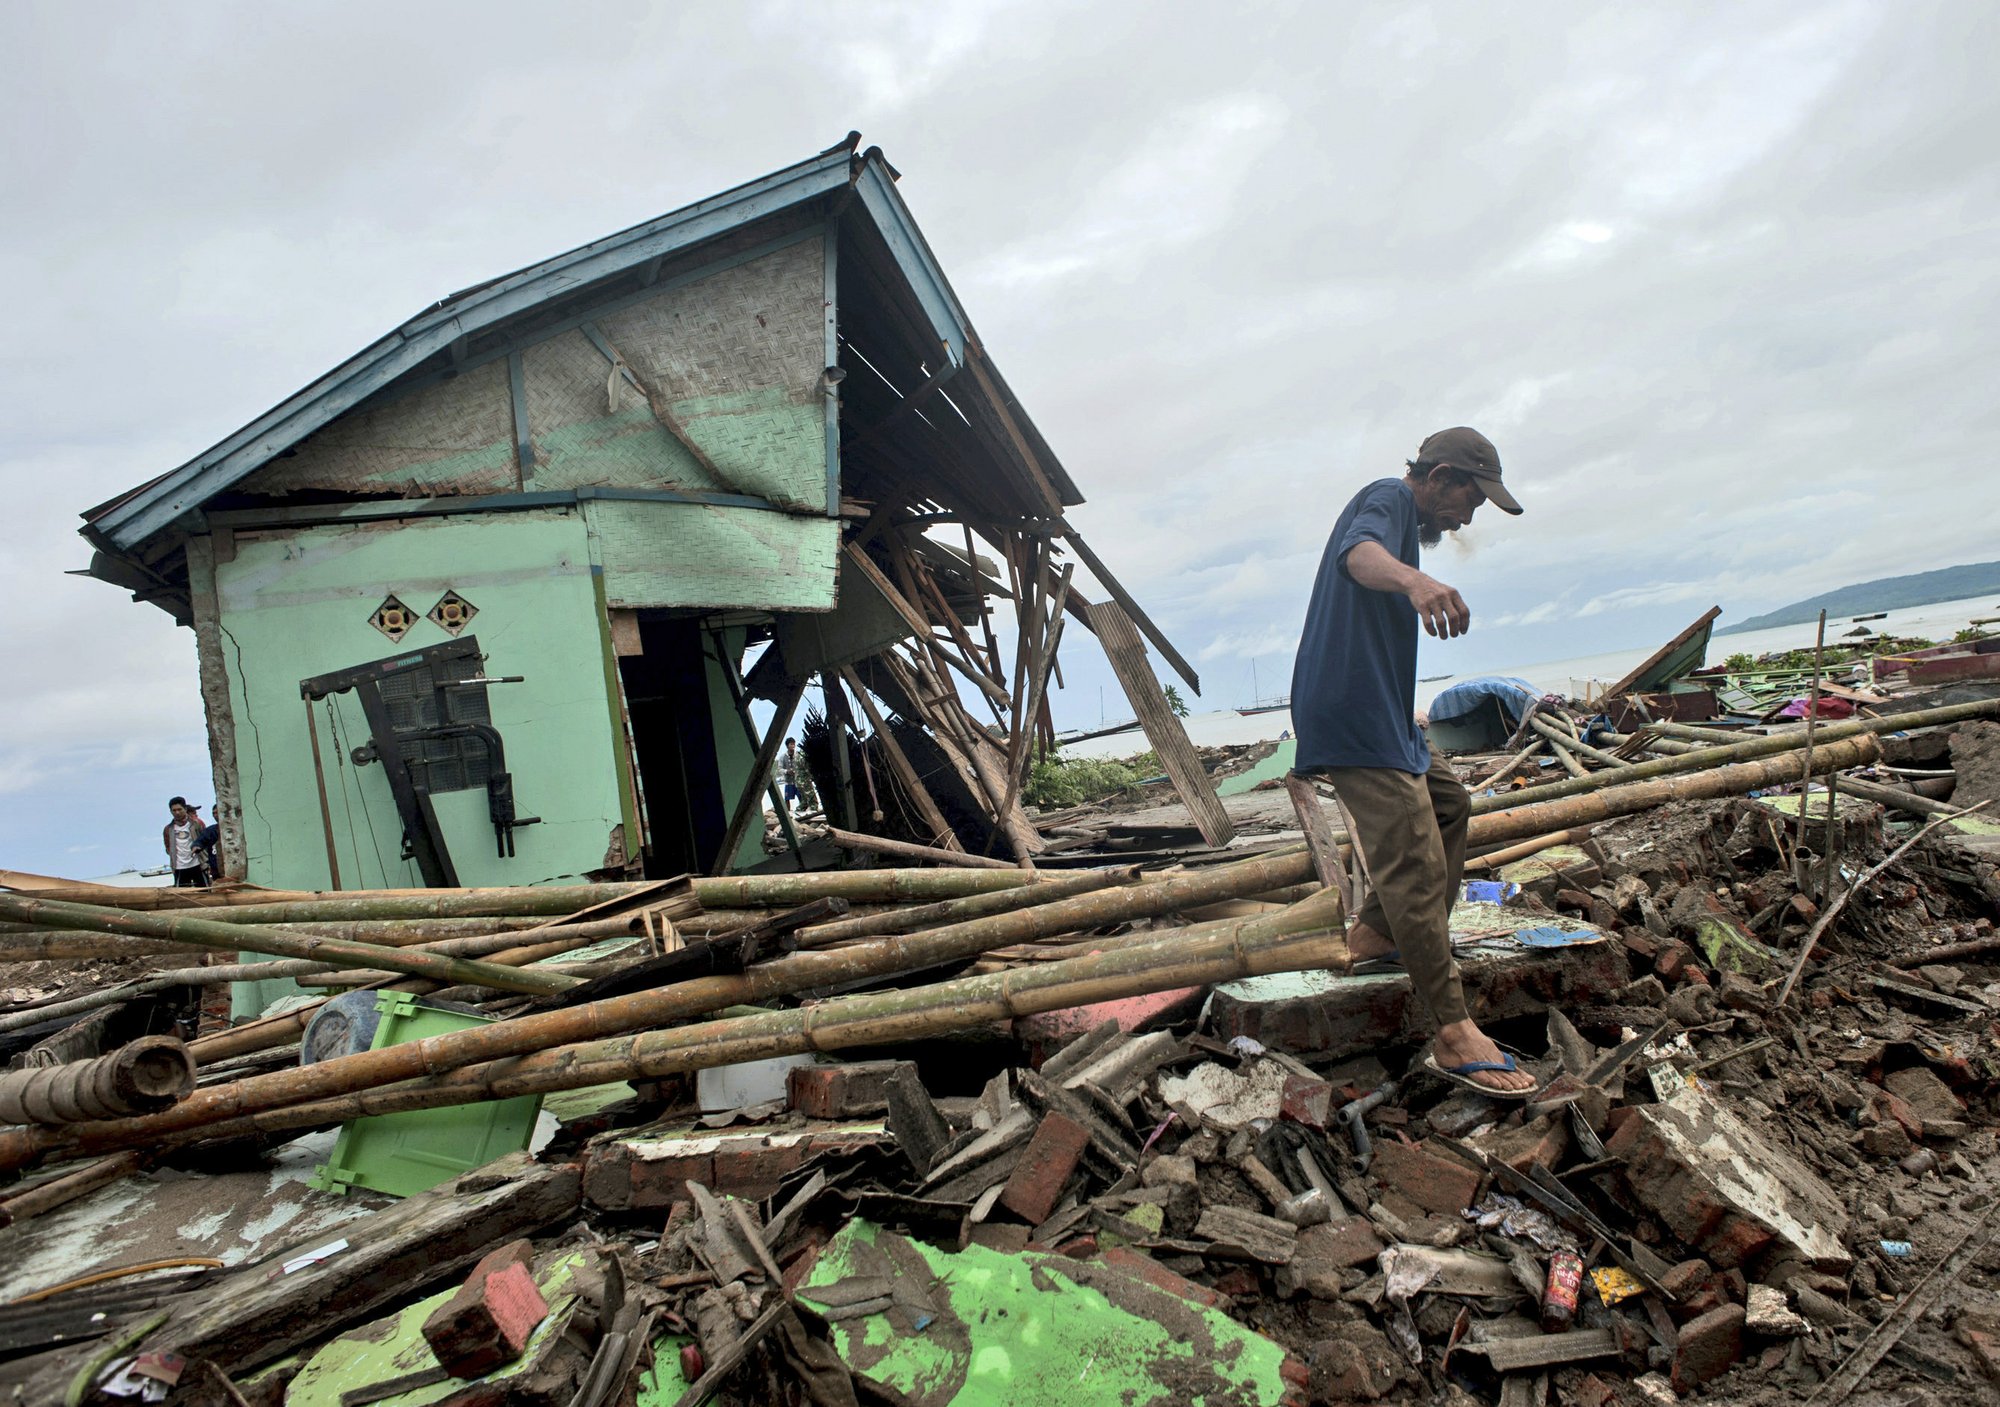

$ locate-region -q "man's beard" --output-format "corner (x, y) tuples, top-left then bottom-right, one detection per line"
(1418, 523), (1445, 549)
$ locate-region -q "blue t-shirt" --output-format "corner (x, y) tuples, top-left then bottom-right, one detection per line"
(1290, 478), (1430, 774)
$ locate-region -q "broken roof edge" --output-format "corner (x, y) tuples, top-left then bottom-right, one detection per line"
(85, 137), (1020, 554)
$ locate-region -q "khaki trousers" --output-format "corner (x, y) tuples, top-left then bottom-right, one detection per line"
(1323, 748), (1472, 1027)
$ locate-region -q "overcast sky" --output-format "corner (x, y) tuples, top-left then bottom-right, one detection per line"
(3, 1), (1995, 877)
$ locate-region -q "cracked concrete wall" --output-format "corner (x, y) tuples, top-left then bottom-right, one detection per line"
(210, 507), (630, 890)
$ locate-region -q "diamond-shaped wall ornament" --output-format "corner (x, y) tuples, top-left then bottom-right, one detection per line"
(427, 589), (478, 637)
(369, 595), (417, 643)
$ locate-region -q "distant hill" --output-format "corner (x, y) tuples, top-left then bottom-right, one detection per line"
(1720, 560), (2000, 635)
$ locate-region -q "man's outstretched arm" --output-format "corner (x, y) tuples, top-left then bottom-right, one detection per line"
(1344, 541), (1471, 639)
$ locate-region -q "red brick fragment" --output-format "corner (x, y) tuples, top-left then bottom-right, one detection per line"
(998, 1111), (1091, 1225)
(786, 1060), (902, 1120)
(1369, 1138), (1482, 1216)
(422, 1243), (550, 1379)
(1659, 1258), (1711, 1303)
(1673, 1303), (1746, 1392)
(1213, 1266), (1262, 1297)
(1279, 1074), (1335, 1129)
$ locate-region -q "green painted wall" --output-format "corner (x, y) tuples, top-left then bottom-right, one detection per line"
(702, 625), (771, 872)
(212, 508), (627, 889)
(584, 498), (840, 612)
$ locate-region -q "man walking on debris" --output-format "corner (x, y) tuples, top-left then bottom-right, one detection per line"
(1290, 427), (1535, 1096)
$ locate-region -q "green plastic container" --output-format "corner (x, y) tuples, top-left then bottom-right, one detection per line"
(310, 992), (543, 1199)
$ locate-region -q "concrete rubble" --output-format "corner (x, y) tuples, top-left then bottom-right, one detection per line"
(0, 680), (1998, 1405)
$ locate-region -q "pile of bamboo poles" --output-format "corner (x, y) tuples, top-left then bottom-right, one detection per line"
(0, 697), (1990, 1223)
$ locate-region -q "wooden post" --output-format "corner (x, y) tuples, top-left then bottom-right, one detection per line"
(1086, 600), (1235, 847)
(836, 665), (964, 851)
(303, 698), (343, 890)
(710, 679), (806, 875)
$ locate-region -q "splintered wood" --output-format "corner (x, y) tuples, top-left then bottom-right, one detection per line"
(1086, 600), (1235, 847)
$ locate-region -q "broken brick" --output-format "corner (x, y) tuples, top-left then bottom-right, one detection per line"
(1672, 1303), (1746, 1392)
(1659, 1258), (1712, 1303)
(786, 1059), (902, 1120)
(1604, 1085), (1847, 1270)
(1884, 1066), (1966, 1128)
(1301, 1217), (1385, 1270)
(1279, 1074), (1335, 1129)
(422, 1244), (549, 1379)
(1466, 1112), (1569, 1173)
(1369, 1139), (1482, 1216)
(998, 1111), (1091, 1225)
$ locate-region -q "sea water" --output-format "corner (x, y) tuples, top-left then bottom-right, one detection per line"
(1058, 592), (1998, 760)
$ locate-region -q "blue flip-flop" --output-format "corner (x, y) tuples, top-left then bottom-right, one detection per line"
(1422, 1052), (1537, 1100)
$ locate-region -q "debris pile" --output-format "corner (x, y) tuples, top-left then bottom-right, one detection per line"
(0, 695), (1996, 1404)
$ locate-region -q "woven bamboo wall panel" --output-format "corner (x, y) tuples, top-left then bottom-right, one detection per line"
(519, 330), (721, 493)
(242, 358), (517, 498)
(594, 240), (826, 510)
(583, 498), (840, 612)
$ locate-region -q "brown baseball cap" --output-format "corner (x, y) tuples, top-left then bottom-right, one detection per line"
(1417, 426), (1522, 515)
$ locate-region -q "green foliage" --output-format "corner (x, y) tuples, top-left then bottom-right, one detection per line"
(1954, 626), (1993, 643)
(1023, 752), (1160, 809)
(1721, 635), (1936, 674)
(1163, 683), (1190, 718)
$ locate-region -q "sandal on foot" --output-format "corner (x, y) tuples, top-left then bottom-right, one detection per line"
(1422, 1052), (1537, 1101)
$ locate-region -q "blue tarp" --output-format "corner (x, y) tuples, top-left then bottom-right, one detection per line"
(1428, 676), (1539, 728)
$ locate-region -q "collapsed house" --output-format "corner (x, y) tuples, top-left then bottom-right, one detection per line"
(78, 135), (1209, 892)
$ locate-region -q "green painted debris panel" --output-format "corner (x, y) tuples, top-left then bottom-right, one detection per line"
(311, 992), (543, 1199)
(797, 1219), (1294, 1407)
(285, 1250), (586, 1406)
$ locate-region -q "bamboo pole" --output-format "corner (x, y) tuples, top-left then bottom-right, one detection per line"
(0, 1151), (147, 1227)
(1465, 699), (1998, 816)
(693, 868), (1037, 907)
(11, 891), (1350, 1165)
(0, 736), (1888, 1173)
(1464, 827), (1596, 873)
(791, 867), (1138, 946)
(0, 882), (653, 915)
(1471, 738), (1545, 792)
(822, 828), (1018, 870)
(0, 895), (576, 997)
(1529, 717), (1628, 770)
(0, 855), (1324, 1172)
(0, 934), (187, 962)
(46, 871), (1027, 929)
(1835, 775), (1962, 819)
(0, 926), (619, 1035)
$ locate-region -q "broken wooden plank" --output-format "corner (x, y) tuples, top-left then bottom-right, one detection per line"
(835, 665), (964, 852)
(1061, 535), (1201, 695)
(1462, 1328), (1619, 1372)
(710, 678), (806, 876)
(1282, 774), (1353, 913)
(18, 1154), (582, 1396)
(1087, 600), (1234, 848)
